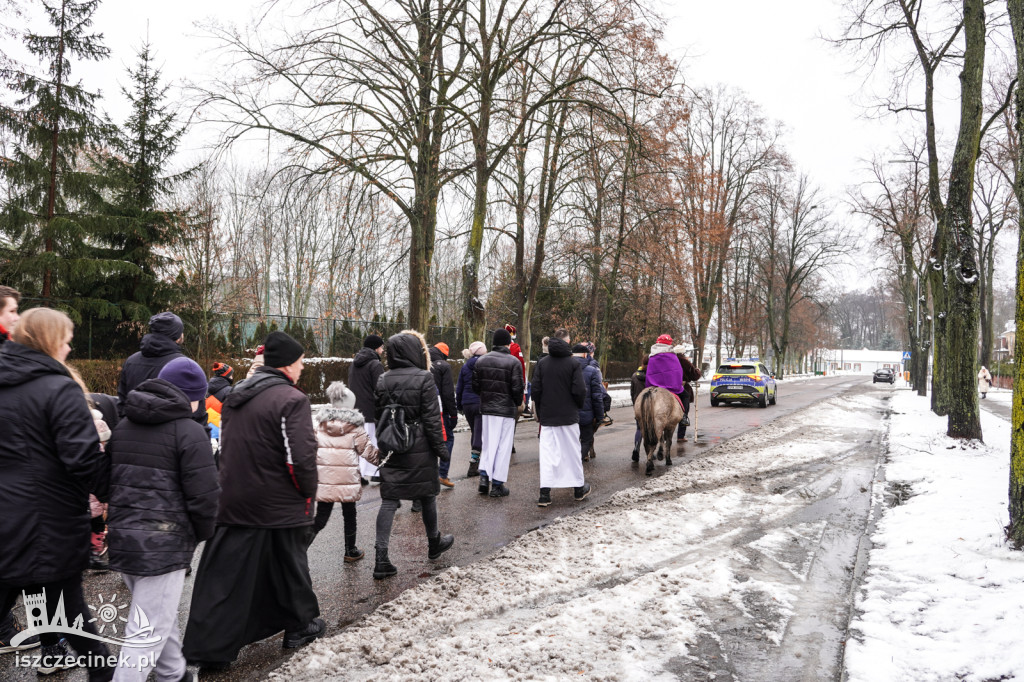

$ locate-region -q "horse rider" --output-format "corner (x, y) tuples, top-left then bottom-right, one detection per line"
(645, 334), (684, 408)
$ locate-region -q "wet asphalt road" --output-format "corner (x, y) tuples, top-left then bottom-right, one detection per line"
(0, 374), (868, 681)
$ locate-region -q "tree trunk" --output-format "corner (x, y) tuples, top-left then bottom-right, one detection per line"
(43, 0), (68, 300)
(942, 0), (985, 440)
(1003, 0), (1024, 547)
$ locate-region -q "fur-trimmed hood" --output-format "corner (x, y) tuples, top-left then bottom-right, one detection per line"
(316, 406), (365, 438)
(649, 342), (673, 356)
(386, 329), (431, 371)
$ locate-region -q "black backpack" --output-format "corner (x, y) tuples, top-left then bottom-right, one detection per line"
(376, 398), (415, 462)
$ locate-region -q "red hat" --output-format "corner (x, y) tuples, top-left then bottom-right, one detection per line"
(504, 324), (516, 335)
(657, 334), (673, 345)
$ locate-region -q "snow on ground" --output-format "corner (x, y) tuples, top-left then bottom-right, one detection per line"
(274, 391), (886, 681)
(844, 390), (1023, 682)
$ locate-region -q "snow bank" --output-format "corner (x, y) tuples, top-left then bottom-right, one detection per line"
(274, 391), (886, 681)
(844, 391), (1023, 682)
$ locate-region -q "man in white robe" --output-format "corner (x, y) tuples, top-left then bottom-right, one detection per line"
(472, 328), (524, 497)
(531, 335), (592, 506)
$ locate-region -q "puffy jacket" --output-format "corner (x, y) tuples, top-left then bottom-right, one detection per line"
(630, 367), (647, 404)
(350, 346), (385, 422)
(374, 331), (447, 500)
(0, 342), (108, 585)
(117, 333), (185, 416)
(314, 407), (380, 504)
(472, 347), (524, 418)
(107, 379), (220, 577)
(207, 375), (232, 403)
(216, 367), (319, 528)
(646, 344), (684, 394)
(531, 339), (585, 426)
(576, 356), (606, 424)
(429, 346), (457, 434)
(456, 355), (482, 410)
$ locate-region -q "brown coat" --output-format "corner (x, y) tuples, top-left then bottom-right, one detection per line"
(315, 407), (380, 503)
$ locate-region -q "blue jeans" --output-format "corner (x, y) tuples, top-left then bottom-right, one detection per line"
(439, 438), (455, 478)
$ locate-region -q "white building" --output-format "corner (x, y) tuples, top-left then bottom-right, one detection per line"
(819, 348), (905, 374)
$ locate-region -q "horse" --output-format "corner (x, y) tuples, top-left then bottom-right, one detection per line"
(634, 386), (684, 476)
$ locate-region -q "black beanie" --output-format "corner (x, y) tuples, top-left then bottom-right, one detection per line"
(572, 344), (589, 354)
(263, 331), (304, 368)
(363, 334), (384, 350)
(493, 329), (512, 347)
(149, 312), (184, 340)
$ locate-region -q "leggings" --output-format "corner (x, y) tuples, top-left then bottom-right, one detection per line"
(375, 496), (438, 551)
(463, 403), (483, 453)
(313, 501), (356, 542)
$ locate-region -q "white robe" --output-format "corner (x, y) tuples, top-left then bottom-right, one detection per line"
(479, 415), (516, 483)
(359, 422), (380, 478)
(539, 423), (584, 489)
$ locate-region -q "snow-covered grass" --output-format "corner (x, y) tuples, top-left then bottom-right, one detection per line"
(844, 390), (1022, 682)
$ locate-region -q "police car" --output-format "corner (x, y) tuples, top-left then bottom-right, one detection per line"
(710, 359), (777, 408)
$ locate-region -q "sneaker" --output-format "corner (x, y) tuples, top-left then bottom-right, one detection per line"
(36, 638), (79, 675)
(283, 617), (326, 649)
(573, 483), (592, 501)
(439, 477), (455, 488)
(489, 483), (510, 498)
(0, 612), (39, 653)
(478, 473), (490, 495)
(600, 414), (613, 427)
(537, 488), (552, 507)
(467, 457), (480, 478)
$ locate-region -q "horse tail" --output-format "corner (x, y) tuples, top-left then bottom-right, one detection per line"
(639, 389), (659, 448)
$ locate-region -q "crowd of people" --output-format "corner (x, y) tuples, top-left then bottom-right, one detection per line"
(0, 284), (702, 680)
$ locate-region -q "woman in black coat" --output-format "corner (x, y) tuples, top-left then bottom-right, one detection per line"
(0, 308), (114, 679)
(372, 330), (455, 579)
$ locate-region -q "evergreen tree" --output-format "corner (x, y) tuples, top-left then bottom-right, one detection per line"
(0, 0), (127, 318)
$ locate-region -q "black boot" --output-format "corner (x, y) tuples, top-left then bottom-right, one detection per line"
(478, 473), (490, 494)
(411, 499), (423, 513)
(373, 547), (398, 580)
(344, 531), (363, 563)
(631, 442), (640, 462)
(537, 488), (552, 507)
(427, 533), (454, 560)
(467, 455), (480, 478)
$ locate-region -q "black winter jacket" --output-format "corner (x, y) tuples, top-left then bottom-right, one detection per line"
(90, 392), (120, 430)
(531, 339), (586, 427)
(207, 375), (232, 403)
(576, 356), (606, 424)
(350, 347), (385, 422)
(375, 332), (447, 500)
(216, 367), (319, 528)
(117, 333), (184, 416)
(0, 342), (108, 585)
(107, 379), (220, 577)
(428, 346), (457, 433)
(455, 356), (481, 410)
(630, 368), (647, 404)
(472, 347), (524, 419)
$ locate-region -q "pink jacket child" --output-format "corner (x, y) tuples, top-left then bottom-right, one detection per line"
(312, 381), (380, 562)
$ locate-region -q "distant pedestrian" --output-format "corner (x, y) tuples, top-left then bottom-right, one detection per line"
(107, 357), (220, 682)
(208, 362), (234, 402)
(531, 335), (590, 506)
(372, 331), (454, 580)
(573, 344), (605, 463)
(311, 381), (380, 563)
(630, 355), (650, 460)
(429, 342), (458, 487)
(350, 334), (386, 483)
(978, 366), (993, 399)
(117, 312), (186, 416)
(0, 308), (113, 678)
(472, 328), (524, 497)
(457, 341), (487, 476)
(184, 331), (324, 670)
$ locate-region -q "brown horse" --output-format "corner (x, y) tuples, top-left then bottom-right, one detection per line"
(634, 387), (684, 475)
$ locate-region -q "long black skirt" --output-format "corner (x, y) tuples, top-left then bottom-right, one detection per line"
(182, 525), (319, 665)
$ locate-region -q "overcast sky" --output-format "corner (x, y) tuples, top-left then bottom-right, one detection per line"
(51, 0), (1015, 292)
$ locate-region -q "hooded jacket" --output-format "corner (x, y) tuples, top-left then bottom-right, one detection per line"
(216, 366), (319, 528)
(0, 342), (108, 585)
(374, 331), (448, 500)
(314, 407), (380, 504)
(472, 346), (525, 419)
(428, 345), (457, 433)
(349, 346), (385, 422)
(117, 333), (185, 416)
(531, 338), (586, 426)
(207, 375), (232, 403)
(646, 343), (684, 394)
(576, 355), (606, 424)
(107, 379), (220, 577)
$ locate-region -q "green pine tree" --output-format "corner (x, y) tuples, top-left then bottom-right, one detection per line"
(0, 0), (128, 319)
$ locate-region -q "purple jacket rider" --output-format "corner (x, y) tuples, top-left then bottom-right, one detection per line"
(645, 344), (683, 394)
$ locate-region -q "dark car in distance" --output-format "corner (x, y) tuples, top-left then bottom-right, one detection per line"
(873, 368), (896, 384)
